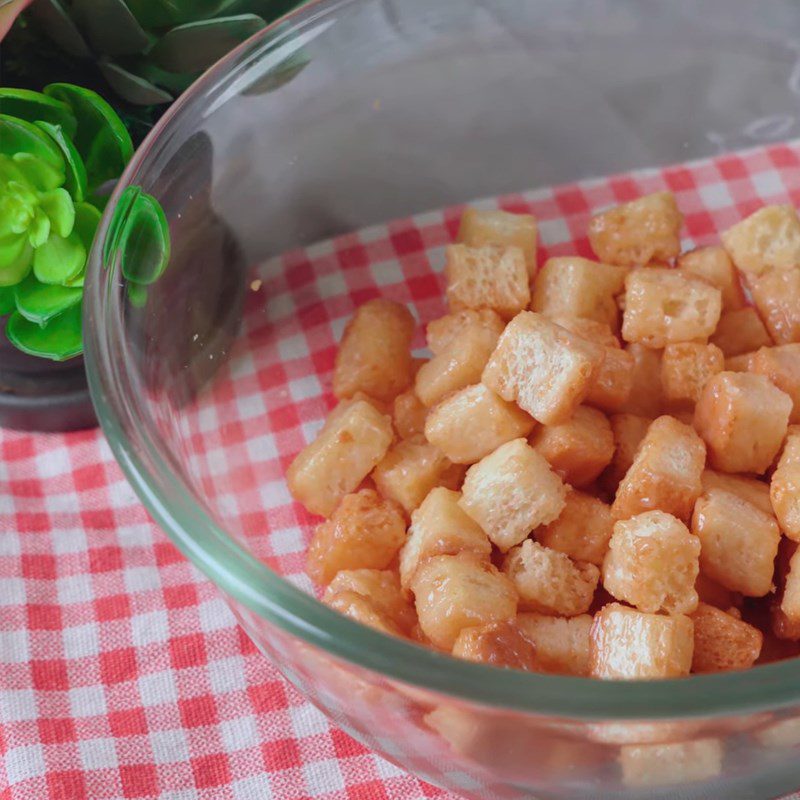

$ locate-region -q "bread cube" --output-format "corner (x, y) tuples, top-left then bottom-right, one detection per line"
(773, 433), (800, 541)
(752, 344), (800, 422)
(445, 244), (530, 319)
(425, 309), (505, 355)
(482, 311), (605, 425)
(621, 268), (722, 348)
(603, 413), (652, 491)
(549, 315), (621, 349)
(529, 406), (614, 488)
(536, 490), (614, 566)
(612, 415), (706, 522)
(410, 552), (517, 649)
(690, 602), (762, 673)
(661, 342), (725, 406)
(619, 739), (723, 788)
(770, 538), (800, 641)
(288, 401), (394, 517)
(749, 267), (800, 345)
(457, 207), (538, 277)
(451, 620), (539, 670)
(590, 603), (693, 679)
(325, 590), (404, 636)
(701, 469), (772, 516)
(531, 256), (627, 331)
(424, 384), (535, 465)
(392, 390), (427, 439)
(602, 511), (700, 615)
(692, 488), (780, 596)
(725, 351), (759, 372)
(503, 540), (599, 616)
(678, 246), (746, 311)
(588, 192), (683, 267)
(782, 547), (800, 624)
(710, 307), (772, 357)
(516, 613), (593, 676)
(399, 487), (491, 589)
(694, 371), (791, 474)
(460, 439), (567, 551)
(778, 425), (800, 469)
(324, 569), (417, 633)
(756, 716), (800, 748)
(306, 489), (406, 584)
(415, 323), (500, 407)
(372, 436), (460, 515)
(585, 346), (635, 413)
(695, 572), (738, 611)
(721, 204), (800, 277)
(619, 343), (663, 416)
(333, 299), (415, 402)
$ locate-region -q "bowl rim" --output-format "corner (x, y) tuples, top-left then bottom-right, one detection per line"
(84, 0), (800, 722)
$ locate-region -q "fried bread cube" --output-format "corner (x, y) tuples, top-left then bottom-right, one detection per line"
(602, 511), (700, 615)
(425, 309), (505, 355)
(457, 207), (538, 277)
(677, 246), (746, 311)
(721, 204), (800, 277)
(445, 244), (530, 319)
(529, 406), (614, 488)
(452, 620), (539, 670)
(752, 344), (800, 422)
(324, 569), (417, 633)
(415, 322), (500, 407)
(531, 256), (627, 331)
(588, 192), (683, 267)
(424, 383), (535, 465)
(549, 315), (621, 349)
(725, 351), (759, 372)
(778, 425), (800, 469)
(701, 469), (772, 515)
(392, 390), (427, 439)
(410, 552), (518, 649)
(372, 436), (461, 514)
(782, 547), (800, 625)
(690, 602), (762, 673)
(749, 267), (800, 345)
(585, 346), (635, 413)
(516, 613), (593, 676)
(288, 400), (394, 517)
(710, 307), (772, 357)
(621, 268), (722, 348)
(618, 343), (663, 416)
(590, 603), (694, 679)
(770, 538), (800, 641)
(692, 488), (780, 596)
(399, 487), (491, 589)
(661, 342), (724, 406)
(694, 371), (791, 474)
(459, 439), (567, 551)
(536, 489), (614, 566)
(482, 311), (605, 425)
(503, 540), (599, 616)
(619, 739), (723, 788)
(333, 298), (415, 402)
(612, 415), (706, 523)
(307, 489), (406, 584)
(325, 590), (404, 636)
(603, 413), (653, 492)
(695, 572), (738, 611)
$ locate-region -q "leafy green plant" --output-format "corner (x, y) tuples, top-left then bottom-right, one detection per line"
(0, 82), (169, 360)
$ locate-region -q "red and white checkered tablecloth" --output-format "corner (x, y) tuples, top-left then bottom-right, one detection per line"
(3, 141), (800, 800)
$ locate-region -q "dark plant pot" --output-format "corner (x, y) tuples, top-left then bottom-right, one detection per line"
(0, 334), (96, 432)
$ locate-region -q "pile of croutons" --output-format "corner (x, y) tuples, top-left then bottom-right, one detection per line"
(287, 192), (800, 680)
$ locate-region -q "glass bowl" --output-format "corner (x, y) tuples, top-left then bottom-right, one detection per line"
(84, 1), (800, 797)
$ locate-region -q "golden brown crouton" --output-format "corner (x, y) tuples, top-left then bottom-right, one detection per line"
(748, 267), (800, 345)
(710, 307), (772, 357)
(457, 207), (538, 277)
(690, 602), (762, 672)
(751, 344), (800, 423)
(721, 204), (800, 277)
(677, 246), (746, 311)
(425, 309), (505, 355)
(451, 620), (539, 670)
(661, 342), (725, 407)
(516, 613), (593, 676)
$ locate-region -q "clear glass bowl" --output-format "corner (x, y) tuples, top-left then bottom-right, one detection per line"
(84, 2), (800, 797)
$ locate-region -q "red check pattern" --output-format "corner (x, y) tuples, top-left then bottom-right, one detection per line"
(3, 142), (800, 800)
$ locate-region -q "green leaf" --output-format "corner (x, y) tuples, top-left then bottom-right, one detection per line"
(28, 0), (92, 59)
(33, 231), (86, 285)
(39, 188), (75, 238)
(6, 304), (83, 360)
(123, 0), (175, 28)
(119, 191), (170, 284)
(127, 281), (147, 308)
(0, 89), (77, 138)
(35, 122), (89, 202)
(11, 152), (64, 192)
(0, 193), (32, 238)
(0, 114), (66, 179)
(73, 202), (101, 250)
(43, 84), (133, 190)
(0, 238), (33, 286)
(98, 60), (174, 106)
(0, 286), (15, 316)
(28, 209), (51, 248)
(14, 274), (83, 325)
(153, 0), (233, 25)
(103, 185), (139, 267)
(71, 0), (151, 56)
(149, 15), (266, 74)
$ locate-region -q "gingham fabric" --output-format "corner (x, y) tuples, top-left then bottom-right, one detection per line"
(3, 141), (800, 800)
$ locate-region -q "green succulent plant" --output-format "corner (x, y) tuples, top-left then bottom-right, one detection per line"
(25, 0), (304, 108)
